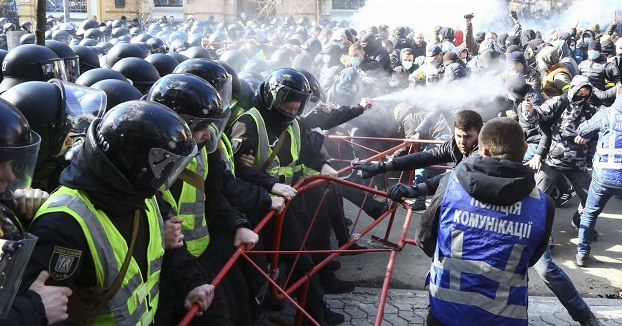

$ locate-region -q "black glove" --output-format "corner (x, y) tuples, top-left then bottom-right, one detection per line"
(510, 10), (518, 20)
(351, 161), (386, 179)
(464, 13), (474, 20)
(387, 183), (421, 202)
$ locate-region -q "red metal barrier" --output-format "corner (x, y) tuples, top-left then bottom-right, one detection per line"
(178, 135), (447, 326)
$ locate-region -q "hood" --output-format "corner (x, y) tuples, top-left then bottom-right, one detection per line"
(439, 27), (454, 42)
(456, 155), (536, 206)
(552, 39), (570, 59)
(582, 30), (595, 40)
(567, 75), (593, 103)
(59, 144), (147, 215)
(520, 29), (536, 47)
(538, 46), (559, 67)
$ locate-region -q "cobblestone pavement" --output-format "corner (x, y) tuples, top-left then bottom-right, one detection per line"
(257, 287), (622, 325)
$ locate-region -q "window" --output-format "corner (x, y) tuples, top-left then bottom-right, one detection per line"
(154, 0), (182, 7)
(46, 0), (87, 13)
(332, 0), (364, 10)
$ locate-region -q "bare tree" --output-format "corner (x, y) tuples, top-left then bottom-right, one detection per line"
(249, 0), (318, 20)
(135, 0), (154, 26)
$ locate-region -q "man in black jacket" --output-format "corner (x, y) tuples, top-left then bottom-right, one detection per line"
(352, 109), (482, 197)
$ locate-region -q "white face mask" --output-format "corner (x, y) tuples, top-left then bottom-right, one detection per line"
(402, 61), (413, 70)
(587, 50), (600, 60)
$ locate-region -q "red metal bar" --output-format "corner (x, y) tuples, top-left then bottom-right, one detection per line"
(327, 135), (446, 144)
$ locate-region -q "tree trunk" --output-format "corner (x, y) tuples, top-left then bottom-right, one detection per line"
(35, 0), (46, 45)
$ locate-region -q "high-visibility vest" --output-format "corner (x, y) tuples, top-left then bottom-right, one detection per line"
(34, 186), (164, 325)
(242, 108), (301, 185)
(219, 134), (236, 176)
(428, 172), (547, 326)
(542, 64), (571, 97)
(162, 147), (210, 257)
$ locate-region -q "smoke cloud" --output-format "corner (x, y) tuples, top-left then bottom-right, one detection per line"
(350, 0), (621, 39)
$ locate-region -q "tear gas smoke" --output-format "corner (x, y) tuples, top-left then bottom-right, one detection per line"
(351, 0), (620, 41)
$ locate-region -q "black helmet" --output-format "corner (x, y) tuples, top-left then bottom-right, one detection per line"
(259, 68), (311, 127)
(147, 23), (161, 36)
(111, 57), (160, 94)
(219, 49), (249, 72)
(213, 60), (240, 100)
(52, 30), (71, 44)
(207, 32), (229, 50)
(77, 19), (99, 36)
(0, 50), (8, 83)
(168, 31), (188, 44)
(19, 33), (35, 45)
(1, 80), (106, 156)
(147, 73), (229, 153)
(270, 48), (296, 69)
(75, 67), (129, 86)
(130, 27), (143, 37)
(94, 41), (114, 54)
(0, 44), (66, 92)
(0, 98), (41, 200)
(243, 58), (269, 73)
(131, 33), (152, 44)
(83, 28), (104, 41)
(111, 27), (129, 38)
(45, 30), (53, 39)
(146, 37), (166, 53)
(84, 100), (197, 197)
(99, 26), (112, 41)
(91, 79), (143, 112)
(104, 42), (147, 68)
(187, 33), (203, 47)
(145, 53), (179, 77)
(78, 38), (98, 47)
(297, 69), (325, 103)
(167, 51), (189, 63)
(238, 70), (264, 83)
(111, 19), (124, 29)
(45, 40), (80, 82)
(183, 46), (212, 59)
(3, 23), (15, 33)
(173, 59), (233, 108)
(169, 39), (191, 53)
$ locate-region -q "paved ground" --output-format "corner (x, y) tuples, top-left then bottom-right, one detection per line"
(258, 287), (622, 325)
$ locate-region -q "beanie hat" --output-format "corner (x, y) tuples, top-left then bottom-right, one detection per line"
(506, 51), (527, 66)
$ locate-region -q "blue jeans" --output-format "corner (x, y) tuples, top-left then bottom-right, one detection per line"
(577, 180), (622, 258)
(533, 245), (592, 321)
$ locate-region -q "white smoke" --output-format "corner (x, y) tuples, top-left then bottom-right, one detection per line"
(350, 0), (621, 39)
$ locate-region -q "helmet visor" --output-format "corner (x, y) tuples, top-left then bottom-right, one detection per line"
(53, 80), (107, 136)
(38, 58), (68, 82)
(0, 233), (37, 318)
(63, 57), (81, 83)
(217, 74), (233, 111)
(0, 132), (41, 200)
(182, 105), (232, 154)
(300, 99), (322, 119)
(271, 84), (311, 116)
(148, 144), (198, 192)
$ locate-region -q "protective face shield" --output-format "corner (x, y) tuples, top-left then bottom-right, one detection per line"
(217, 74), (233, 111)
(51, 80), (107, 137)
(62, 56), (80, 83)
(270, 83), (311, 118)
(37, 58), (69, 82)
(147, 144), (197, 191)
(0, 132), (41, 200)
(0, 206), (37, 319)
(180, 106), (231, 154)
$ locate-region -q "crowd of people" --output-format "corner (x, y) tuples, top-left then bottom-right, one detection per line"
(0, 7), (621, 326)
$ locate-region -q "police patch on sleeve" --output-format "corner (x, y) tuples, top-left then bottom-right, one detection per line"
(231, 138), (242, 154)
(49, 246), (81, 280)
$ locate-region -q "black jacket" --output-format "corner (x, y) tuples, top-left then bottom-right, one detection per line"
(19, 148), (208, 325)
(416, 155), (554, 266)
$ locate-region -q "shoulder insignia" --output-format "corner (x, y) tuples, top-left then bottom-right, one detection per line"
(49, 246), (81, 280)
(231, 138), (242, 154)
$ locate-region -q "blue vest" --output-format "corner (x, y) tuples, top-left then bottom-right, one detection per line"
(428, 172), (547, 326)
(592, 109), (622, 188)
